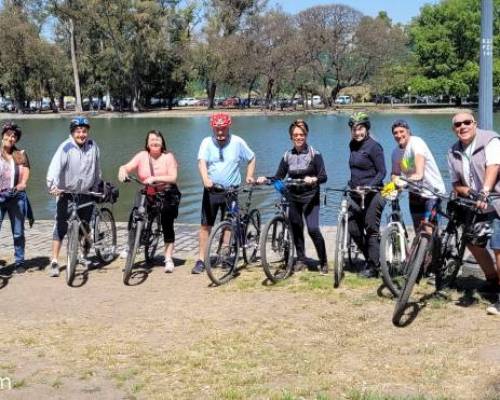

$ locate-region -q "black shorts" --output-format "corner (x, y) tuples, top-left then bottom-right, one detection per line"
(200, 188), (236, 226)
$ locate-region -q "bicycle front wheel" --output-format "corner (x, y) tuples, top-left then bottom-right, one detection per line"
(205, 221), (240, 285)
(144, 213), (162, 264)
(260, 215), (294, 283)
(66, 220), (80, 286)
(392, 235), (429, 325)
(243, 209), (261, 264)
(380, 224), (407, 297)
(94, 208), (117, 263)
(333, 216), (347, 288)
(123, 209), (144, 285)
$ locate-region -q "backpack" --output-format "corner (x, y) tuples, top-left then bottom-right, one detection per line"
(96, 180), (120, 204)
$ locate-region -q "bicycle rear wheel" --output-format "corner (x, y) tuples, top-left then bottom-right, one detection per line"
(94, 208), (117, 263)
(144, 213), (162, 264)
(260, 215), (294, 283)
(392, 235), (428, 325)
(66, 220), (80, 286)
(243, 209), (261, 264)
(123, 209), (144, 285)
(205, 221), (240, 285)
(380, 224), (407, 297)
(333, 216), (347, 288)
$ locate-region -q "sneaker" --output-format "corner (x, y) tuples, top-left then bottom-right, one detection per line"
(359, 266), (378, 279)
(191, 259), (205, 274)
(164, 259), (175, 273)
(319, 264), (328, 275)
(14, 263), (26, 274)
(294, 259), (307, 272)
(49, 261), (60, 277)
(486, 301), (500, 316)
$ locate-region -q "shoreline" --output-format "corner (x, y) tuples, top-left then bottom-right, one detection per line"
(0, 105), (476, 120)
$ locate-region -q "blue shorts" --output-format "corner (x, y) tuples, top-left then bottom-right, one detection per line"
(490, 217), (500, 250)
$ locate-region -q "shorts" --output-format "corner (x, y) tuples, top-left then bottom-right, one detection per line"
(409, 192), (439, 230)
(200, 188), (237, 226)
(490, 216), (500, 250)
(53, 193), (94, 241)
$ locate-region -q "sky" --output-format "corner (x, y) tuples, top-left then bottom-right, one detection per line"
(272, 0), (439, 24)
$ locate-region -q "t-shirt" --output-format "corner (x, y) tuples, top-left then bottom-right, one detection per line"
(127, 151), (177, 186)
(0, 157), (14, 190)
(392, 136), (445, 197)
(197, 135), (255, 187)
(448, 136), (500, 190)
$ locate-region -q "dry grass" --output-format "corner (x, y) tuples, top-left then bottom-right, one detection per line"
(0, 258), (499, 399)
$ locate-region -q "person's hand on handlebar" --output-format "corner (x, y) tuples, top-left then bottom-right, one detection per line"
(203, 178), (214, 189)
(246, 176), (255, 185)
(393, 176), (408, 189)
(304, 176), (318, 185)
(49, 185), (62, 196)
(118, 166), (129, 183)
(143, 176), (157, 185)
(256, 176), (268, 185)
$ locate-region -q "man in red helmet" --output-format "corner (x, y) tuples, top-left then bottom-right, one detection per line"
(192, 113), (256, 274)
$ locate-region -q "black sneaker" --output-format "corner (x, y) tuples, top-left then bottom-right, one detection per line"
(319, 264), (328, 275)
(359, 266), (378, 279)
(191, 259), (205, 274)
(14, 263), (26, 274)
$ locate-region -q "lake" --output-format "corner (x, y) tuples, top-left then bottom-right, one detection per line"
(14, 112), (500, 224)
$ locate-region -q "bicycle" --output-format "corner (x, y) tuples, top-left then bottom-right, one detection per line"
(123, 176), (166, 285)
(379, 190), (409, 297)
(63, 190), (117, 286)
(391, 178), (497, 325)
(326, 186), (379, 288)
(205, 184), (261, 286)
(259, 178), (306, 283)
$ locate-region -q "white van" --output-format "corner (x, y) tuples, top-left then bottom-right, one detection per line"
(335, 95), (352, 104)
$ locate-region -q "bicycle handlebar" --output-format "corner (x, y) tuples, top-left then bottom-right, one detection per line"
(123, 175), (165, 188)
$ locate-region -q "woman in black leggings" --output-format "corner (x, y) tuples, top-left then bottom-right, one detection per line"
(258, 119), (328, 274)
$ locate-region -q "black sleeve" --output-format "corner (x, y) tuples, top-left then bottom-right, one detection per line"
(367, 143), (386, 187)
(313, 153), (327, 184)
(274, 157), (288, 180)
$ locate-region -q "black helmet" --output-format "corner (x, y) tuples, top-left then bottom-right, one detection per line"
(1, 121), (21, 141)
(69, 116), (90, 132)
(348, 112), (370, 130)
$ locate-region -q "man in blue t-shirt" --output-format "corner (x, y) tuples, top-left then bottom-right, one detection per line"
(192, 113), (256, 274)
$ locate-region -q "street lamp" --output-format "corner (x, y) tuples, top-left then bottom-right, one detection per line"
(479, 0), (493, 130)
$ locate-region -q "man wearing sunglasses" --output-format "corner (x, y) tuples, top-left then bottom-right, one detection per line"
(192, 113), (256, 274)
(447, 112), (500, 315)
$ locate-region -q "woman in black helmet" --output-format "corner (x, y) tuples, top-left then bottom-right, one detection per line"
(257, 119), (328, 274)
(347, 112), (386, 278)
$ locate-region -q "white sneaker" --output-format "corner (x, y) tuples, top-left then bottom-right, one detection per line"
(486, 301), (500, 316)
(164, 259), (175, 273)
(49, 261), (60, 277)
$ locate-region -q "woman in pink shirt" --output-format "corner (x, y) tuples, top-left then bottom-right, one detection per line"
(118, 130), (180, 273)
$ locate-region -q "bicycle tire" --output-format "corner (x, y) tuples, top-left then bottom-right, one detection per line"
(380, 224), (407, 297)
(242, 209), (261, 264)
(435, 231), (459, 290)
(123, 210), (144, 285)
(66, 220), (80, 286)
(333, 215), (347, 288)
(260, 215), (294, 283)
(392, 235), (429, 325)
(94, 208), (117, 263)
(205, 221), (240, 285)
(144, 213), (161, 264)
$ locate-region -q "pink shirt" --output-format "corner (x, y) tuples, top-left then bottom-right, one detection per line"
(126, 151), (177, 187)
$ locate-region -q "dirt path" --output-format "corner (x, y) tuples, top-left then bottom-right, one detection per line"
(0, 258), (499, 400)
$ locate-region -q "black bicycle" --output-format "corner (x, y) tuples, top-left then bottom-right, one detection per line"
(64, 190), (117, 286)
(205, 185), (261, 286)
(123, 176), (165, 285)
(392, 178), (497, 325)
(259, 178), (306, 283)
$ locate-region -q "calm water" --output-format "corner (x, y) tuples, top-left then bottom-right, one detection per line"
(15, 113), (500, 224)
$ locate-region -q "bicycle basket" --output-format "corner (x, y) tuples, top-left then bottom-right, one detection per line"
(96, 181), (119, 204)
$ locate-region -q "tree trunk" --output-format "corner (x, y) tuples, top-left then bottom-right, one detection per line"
(206, 81), (216, 109)
(265, 78), (274, 109)
(69, 18), (82, 113)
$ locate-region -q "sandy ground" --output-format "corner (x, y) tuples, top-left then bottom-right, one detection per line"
(0, 254), (499, 400)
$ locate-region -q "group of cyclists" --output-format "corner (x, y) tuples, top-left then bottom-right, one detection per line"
(1, 110), (499, 315)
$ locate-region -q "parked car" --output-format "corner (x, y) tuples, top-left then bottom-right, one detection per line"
(178, 97), (198, 106)
(222, 97), (240, 107)
(194, 98), (209, 107)
(335, 95), (352, 105)
(306, 95), (322, 106)
(1, 100), (15, 112)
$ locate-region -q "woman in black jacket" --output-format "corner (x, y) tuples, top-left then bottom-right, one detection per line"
(258, 119), (328, 274)
(347, 112), (386, 278)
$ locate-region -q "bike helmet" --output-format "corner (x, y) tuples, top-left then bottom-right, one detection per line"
(1, 121), (21, 140)
(210, 113), (232, 129)
(469, 221), (493, 247)
(348, 112), (370, 130)
(69, 116), (90, 132)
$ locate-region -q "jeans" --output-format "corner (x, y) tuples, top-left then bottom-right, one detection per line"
(0, 190), (27, 265)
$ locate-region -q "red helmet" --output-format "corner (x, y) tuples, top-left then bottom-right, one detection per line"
(210, 113), (232, 128)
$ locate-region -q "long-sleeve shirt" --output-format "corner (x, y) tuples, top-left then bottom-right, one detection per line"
(46, 135), (102, 192)
(349, 136), (386, 188)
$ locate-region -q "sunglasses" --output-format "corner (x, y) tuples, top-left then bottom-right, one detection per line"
(453, 119), (474, 128)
